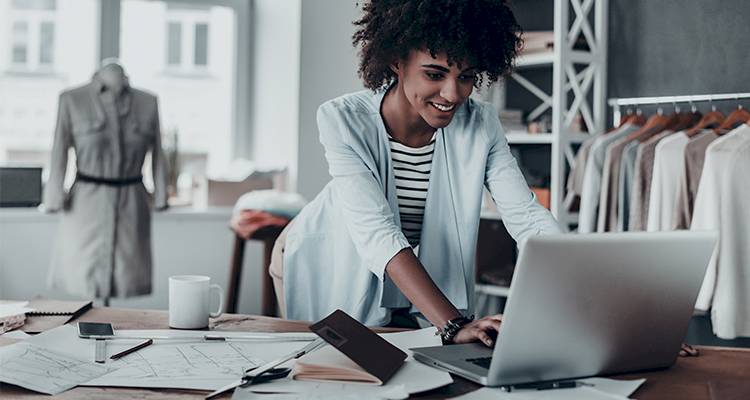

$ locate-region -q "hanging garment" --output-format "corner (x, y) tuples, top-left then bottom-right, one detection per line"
(597, 135), (635, 232)
(565, 136), (597, 205)
(672, 130), (719, 229)
(646, 132), (689, 231)
(691, 124), (750, 339)
(628, 131), (672, 231)
(578, 124), (637, 233)
(616, 140), (639, 231)
(44, 74), (168, 298)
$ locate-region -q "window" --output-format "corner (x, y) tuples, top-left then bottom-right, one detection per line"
(166, 21), (181, 65)
(0, 0), (98, 166)
(163, 4), (211, 72)
(11, 21), (28, 64)
(38, 20), (53, 64)
(7, 0), (57, 71)
(0, 0), (247, 185)
(121, 0), (236, 174)
(193, 23), (208, 66)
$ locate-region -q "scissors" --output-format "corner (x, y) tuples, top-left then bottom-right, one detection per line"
(241, 366), (291, 385)
(205, 338), (326, 399)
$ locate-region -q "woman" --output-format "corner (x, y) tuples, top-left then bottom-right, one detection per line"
(270, 0), (562, 346)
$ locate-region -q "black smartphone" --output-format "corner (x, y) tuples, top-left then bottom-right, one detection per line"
(77, 322), (115, 339)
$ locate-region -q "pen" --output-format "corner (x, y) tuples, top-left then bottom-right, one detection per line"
(535, 380), (577, 390)
(110, 339), (153, 360)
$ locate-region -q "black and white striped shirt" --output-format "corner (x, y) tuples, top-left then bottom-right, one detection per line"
(389, 133), (436, 248)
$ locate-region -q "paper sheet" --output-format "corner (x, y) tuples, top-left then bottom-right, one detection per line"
(26, 325), (317, 361)
(84, 341), (268, 390)
(1, 330), (31, 339)
(243, 328), (452, 398)
(26, 325), (321, 390)
(0, 342), (111, 395)
(233, 391), (405, 400)
(234, 387), (408, 400)
(450, 378), (646, 400)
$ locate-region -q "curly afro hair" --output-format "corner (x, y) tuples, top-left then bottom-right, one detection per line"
(352, 0), (523, 91)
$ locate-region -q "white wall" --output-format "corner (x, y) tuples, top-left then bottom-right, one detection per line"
(249, 0), (301, 172)
(249, 0), (363, 199)
(0, 209), (267, 315)
(294, 0), (364, 200)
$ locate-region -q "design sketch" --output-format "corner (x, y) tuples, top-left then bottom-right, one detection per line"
(86, 341), (265, 390)
(0, 343), (111, 395)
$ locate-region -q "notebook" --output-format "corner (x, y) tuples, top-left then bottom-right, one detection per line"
(22, 299), (92, 334)
(291, 310), (407, 385)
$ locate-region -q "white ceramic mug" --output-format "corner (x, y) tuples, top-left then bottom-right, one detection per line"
(169, 275), (223, 329)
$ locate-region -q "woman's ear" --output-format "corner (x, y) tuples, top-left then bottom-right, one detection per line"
(389, 60), (400, 75)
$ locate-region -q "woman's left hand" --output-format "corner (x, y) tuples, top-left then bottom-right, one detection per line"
(452, 314), (503, 347)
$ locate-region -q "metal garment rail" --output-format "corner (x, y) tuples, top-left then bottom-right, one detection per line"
(608, 92), (750, 128)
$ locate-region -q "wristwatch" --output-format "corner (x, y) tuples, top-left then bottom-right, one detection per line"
(439, 315), (474, 344)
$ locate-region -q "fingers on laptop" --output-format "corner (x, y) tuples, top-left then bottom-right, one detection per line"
(486, 314), (503, 322)
(454, 317), (501, 347)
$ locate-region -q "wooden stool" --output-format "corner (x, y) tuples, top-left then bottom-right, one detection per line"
(226, 224), (286, 316)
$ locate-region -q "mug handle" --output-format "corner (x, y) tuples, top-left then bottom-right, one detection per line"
(209, 284), (224, 318)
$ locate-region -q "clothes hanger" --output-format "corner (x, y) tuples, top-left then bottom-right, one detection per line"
(685, 99), (725, 137)
(661, 103), (684, 131)
(619, 109), (633, 127)
(623, 106), (671, 142)
(664, 103), (701, 132)
(714, 101), (750, 135)
(627, 108), (647, 126)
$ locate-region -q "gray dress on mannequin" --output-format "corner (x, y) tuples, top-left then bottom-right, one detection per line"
(44, 67), (168, 298)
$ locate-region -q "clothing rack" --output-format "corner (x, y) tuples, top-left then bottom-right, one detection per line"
(608, 92), (750, 128)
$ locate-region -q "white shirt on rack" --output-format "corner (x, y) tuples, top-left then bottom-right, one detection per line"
(646, 131), (688, 232)
(691, 123), (750, 339)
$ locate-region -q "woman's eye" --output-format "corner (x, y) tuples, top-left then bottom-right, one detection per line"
(460, 74), (475, 82)
(425, 72), (443, 80)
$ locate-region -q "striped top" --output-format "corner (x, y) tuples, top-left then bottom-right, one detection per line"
(389, 132), (436, 247)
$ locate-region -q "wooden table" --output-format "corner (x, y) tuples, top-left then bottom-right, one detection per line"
(1, 307), (749, 399)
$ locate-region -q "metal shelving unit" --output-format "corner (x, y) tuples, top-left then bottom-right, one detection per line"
(476, 0), (609, 311)
(490, 0), (609, 226)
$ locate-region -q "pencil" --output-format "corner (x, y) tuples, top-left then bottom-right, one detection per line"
(110, 339), (153, 360)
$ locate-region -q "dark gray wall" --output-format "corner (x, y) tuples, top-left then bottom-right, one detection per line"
(510, 0), (750, 120)
(609, 0), (750, 99)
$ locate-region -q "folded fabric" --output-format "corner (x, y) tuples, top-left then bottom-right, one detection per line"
(230, 210), (290, 239)
(232, 190), (307, 219)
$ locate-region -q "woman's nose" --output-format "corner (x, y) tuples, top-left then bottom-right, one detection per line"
(440, 80), (460, 103)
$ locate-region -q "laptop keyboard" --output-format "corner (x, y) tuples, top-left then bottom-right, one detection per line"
(466, 357), (492, 369)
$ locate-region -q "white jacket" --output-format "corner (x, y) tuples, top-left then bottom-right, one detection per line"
(283, 89), (562, 326)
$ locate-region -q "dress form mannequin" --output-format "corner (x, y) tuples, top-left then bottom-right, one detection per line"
(44, 59), (169, 304)
(97, 62), (127, 95)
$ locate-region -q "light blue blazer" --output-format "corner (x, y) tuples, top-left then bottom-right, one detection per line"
(284, 89), (562, 326)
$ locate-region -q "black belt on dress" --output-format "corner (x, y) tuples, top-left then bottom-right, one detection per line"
(76, 172), (143, 186)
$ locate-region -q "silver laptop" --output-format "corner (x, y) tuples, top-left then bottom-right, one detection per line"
(412, 231), (717, 387)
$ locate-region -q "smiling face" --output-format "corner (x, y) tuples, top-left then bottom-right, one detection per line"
(393, 50), (477, 130)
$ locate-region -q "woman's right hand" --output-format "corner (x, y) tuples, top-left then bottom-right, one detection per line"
(452, 314), (503, 347)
